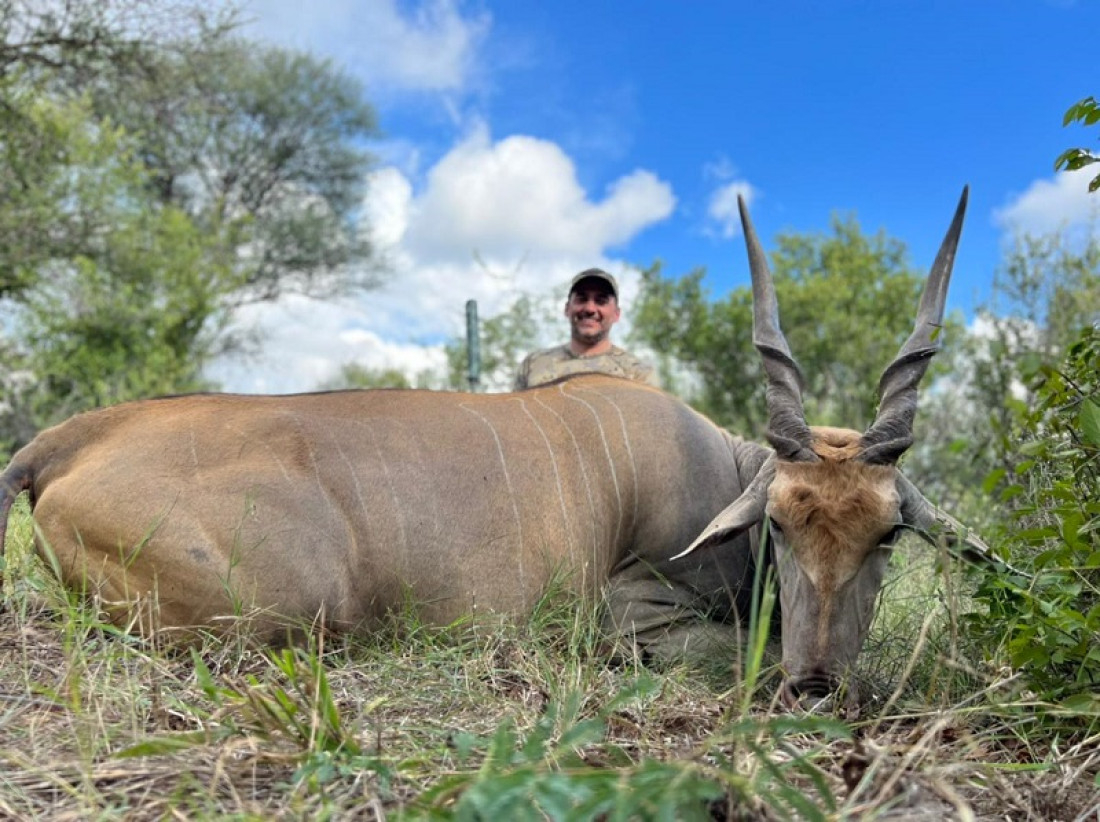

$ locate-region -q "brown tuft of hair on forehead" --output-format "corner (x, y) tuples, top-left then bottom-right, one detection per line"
(770, 454), (898, 588)
(809, 426), (863, 461)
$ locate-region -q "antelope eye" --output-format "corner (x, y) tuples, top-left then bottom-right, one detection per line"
(879, 525), (904, 547)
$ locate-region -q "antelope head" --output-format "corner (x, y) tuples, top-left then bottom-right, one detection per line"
(676, 188), (970, 711)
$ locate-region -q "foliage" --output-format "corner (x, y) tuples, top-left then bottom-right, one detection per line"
(629, 262), (753, 421)
(1055, 95), (1100, 193)
(0, 94), (237, 447)
(0, 0), (228, 80)
(83, 37), (381, 303)
(0, 4), (237, 302)
(631, 215), (960, 432)
(321, 364), (414, 390)
(965, 325), (1100, 703)
(987, 231), (1100, 356)
(2, 1), (377, 306)
(416, 682), (724, 821)
(977, 232), (1099, 454)
(0, 0), (383, 446)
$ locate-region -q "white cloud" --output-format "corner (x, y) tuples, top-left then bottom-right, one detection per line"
(364, 167), (413, 249)
(994, 168), (1100, 239)
(406, 125), (675, 261)
(242, 0), (490, 94)
(207, 295), (449, 394)
(210, 128), (676, 393)
(706, 180), (757, 239)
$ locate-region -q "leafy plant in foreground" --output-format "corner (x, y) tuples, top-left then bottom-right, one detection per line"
(118, 644), (396, 795)
(414, 680), (724, 821)
(966, 325), (1100, 709)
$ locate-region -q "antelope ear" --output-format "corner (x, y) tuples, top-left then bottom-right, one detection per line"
(672, 456), (775, 560)
(896, 473), (1025, 575)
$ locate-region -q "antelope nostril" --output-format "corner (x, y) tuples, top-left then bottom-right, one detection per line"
(786, 674), (838, 700)
(780, 674), (862, 715)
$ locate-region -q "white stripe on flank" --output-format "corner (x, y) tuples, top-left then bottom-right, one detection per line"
(559, 383), (623, 550)
(586, 386), (640, 531)
(334, 440), (368, 525)
(286, 412), (337, 522)
(360, 421), (408, 553)
(514, 396), (577, 566)
(459, 403), (526, 598)
(222, 422), (293, 484)
(533, 395), (599, 587)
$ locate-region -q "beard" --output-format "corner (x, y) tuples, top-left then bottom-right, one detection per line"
(571, 319), (609, 346)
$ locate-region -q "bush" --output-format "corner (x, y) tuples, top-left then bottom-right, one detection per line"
(965, 325), (1100, 704)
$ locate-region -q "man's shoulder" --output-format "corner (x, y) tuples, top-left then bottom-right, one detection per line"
(607, 345), (646, 363)
(606, 346), (658, 383)
(523, 344), (573, 364)
(517, 343), (658, 390)
(514, 344), (575, 390)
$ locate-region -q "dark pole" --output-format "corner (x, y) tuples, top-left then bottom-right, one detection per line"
(465, 299), (481, 392)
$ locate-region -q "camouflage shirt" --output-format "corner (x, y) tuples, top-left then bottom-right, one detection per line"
(513, 344), (658, 390)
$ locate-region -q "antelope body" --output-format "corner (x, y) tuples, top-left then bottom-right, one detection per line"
(0, 190), (975, 706)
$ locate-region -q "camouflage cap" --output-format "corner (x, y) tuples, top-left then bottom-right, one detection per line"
(569, 268), (618, 299)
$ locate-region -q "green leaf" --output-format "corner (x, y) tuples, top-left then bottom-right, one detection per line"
(190, 649), (218, 700)
(1056, 148), (1082, 170)
(1018, 439), (1049, 456)
(982, 468), (1006, 494)
(1058, 693), (1100, 714)
(1080, 399), (1100, 448)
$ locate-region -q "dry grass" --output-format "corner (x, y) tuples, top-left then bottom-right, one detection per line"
(1, 512), (1098, 820)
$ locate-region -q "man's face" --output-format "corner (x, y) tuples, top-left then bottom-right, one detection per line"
(565, 280), (621, 347)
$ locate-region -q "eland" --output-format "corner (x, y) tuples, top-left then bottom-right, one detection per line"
(0, 189), (983, 708)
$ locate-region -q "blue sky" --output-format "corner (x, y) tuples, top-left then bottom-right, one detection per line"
(213, 0), (1099, 393)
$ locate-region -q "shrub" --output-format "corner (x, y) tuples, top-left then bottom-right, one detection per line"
(966, 325), (1100, 705)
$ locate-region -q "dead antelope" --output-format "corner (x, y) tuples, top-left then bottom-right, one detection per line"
(0, 188), (980, 709)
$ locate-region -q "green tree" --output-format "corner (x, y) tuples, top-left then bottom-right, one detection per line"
(964, 325), (1100, 703)
(82, 37), (380, 303)
(322, 364), (412, 390)
(0, 1), (385, 448)
(955, 230), (1098, 473)
(0, 0), (229, 79)
(1, 0), (379, 309)
(0, 4), (238, 302)
(0, 94), (239, 447)
(1055, 95), (1100, 193)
